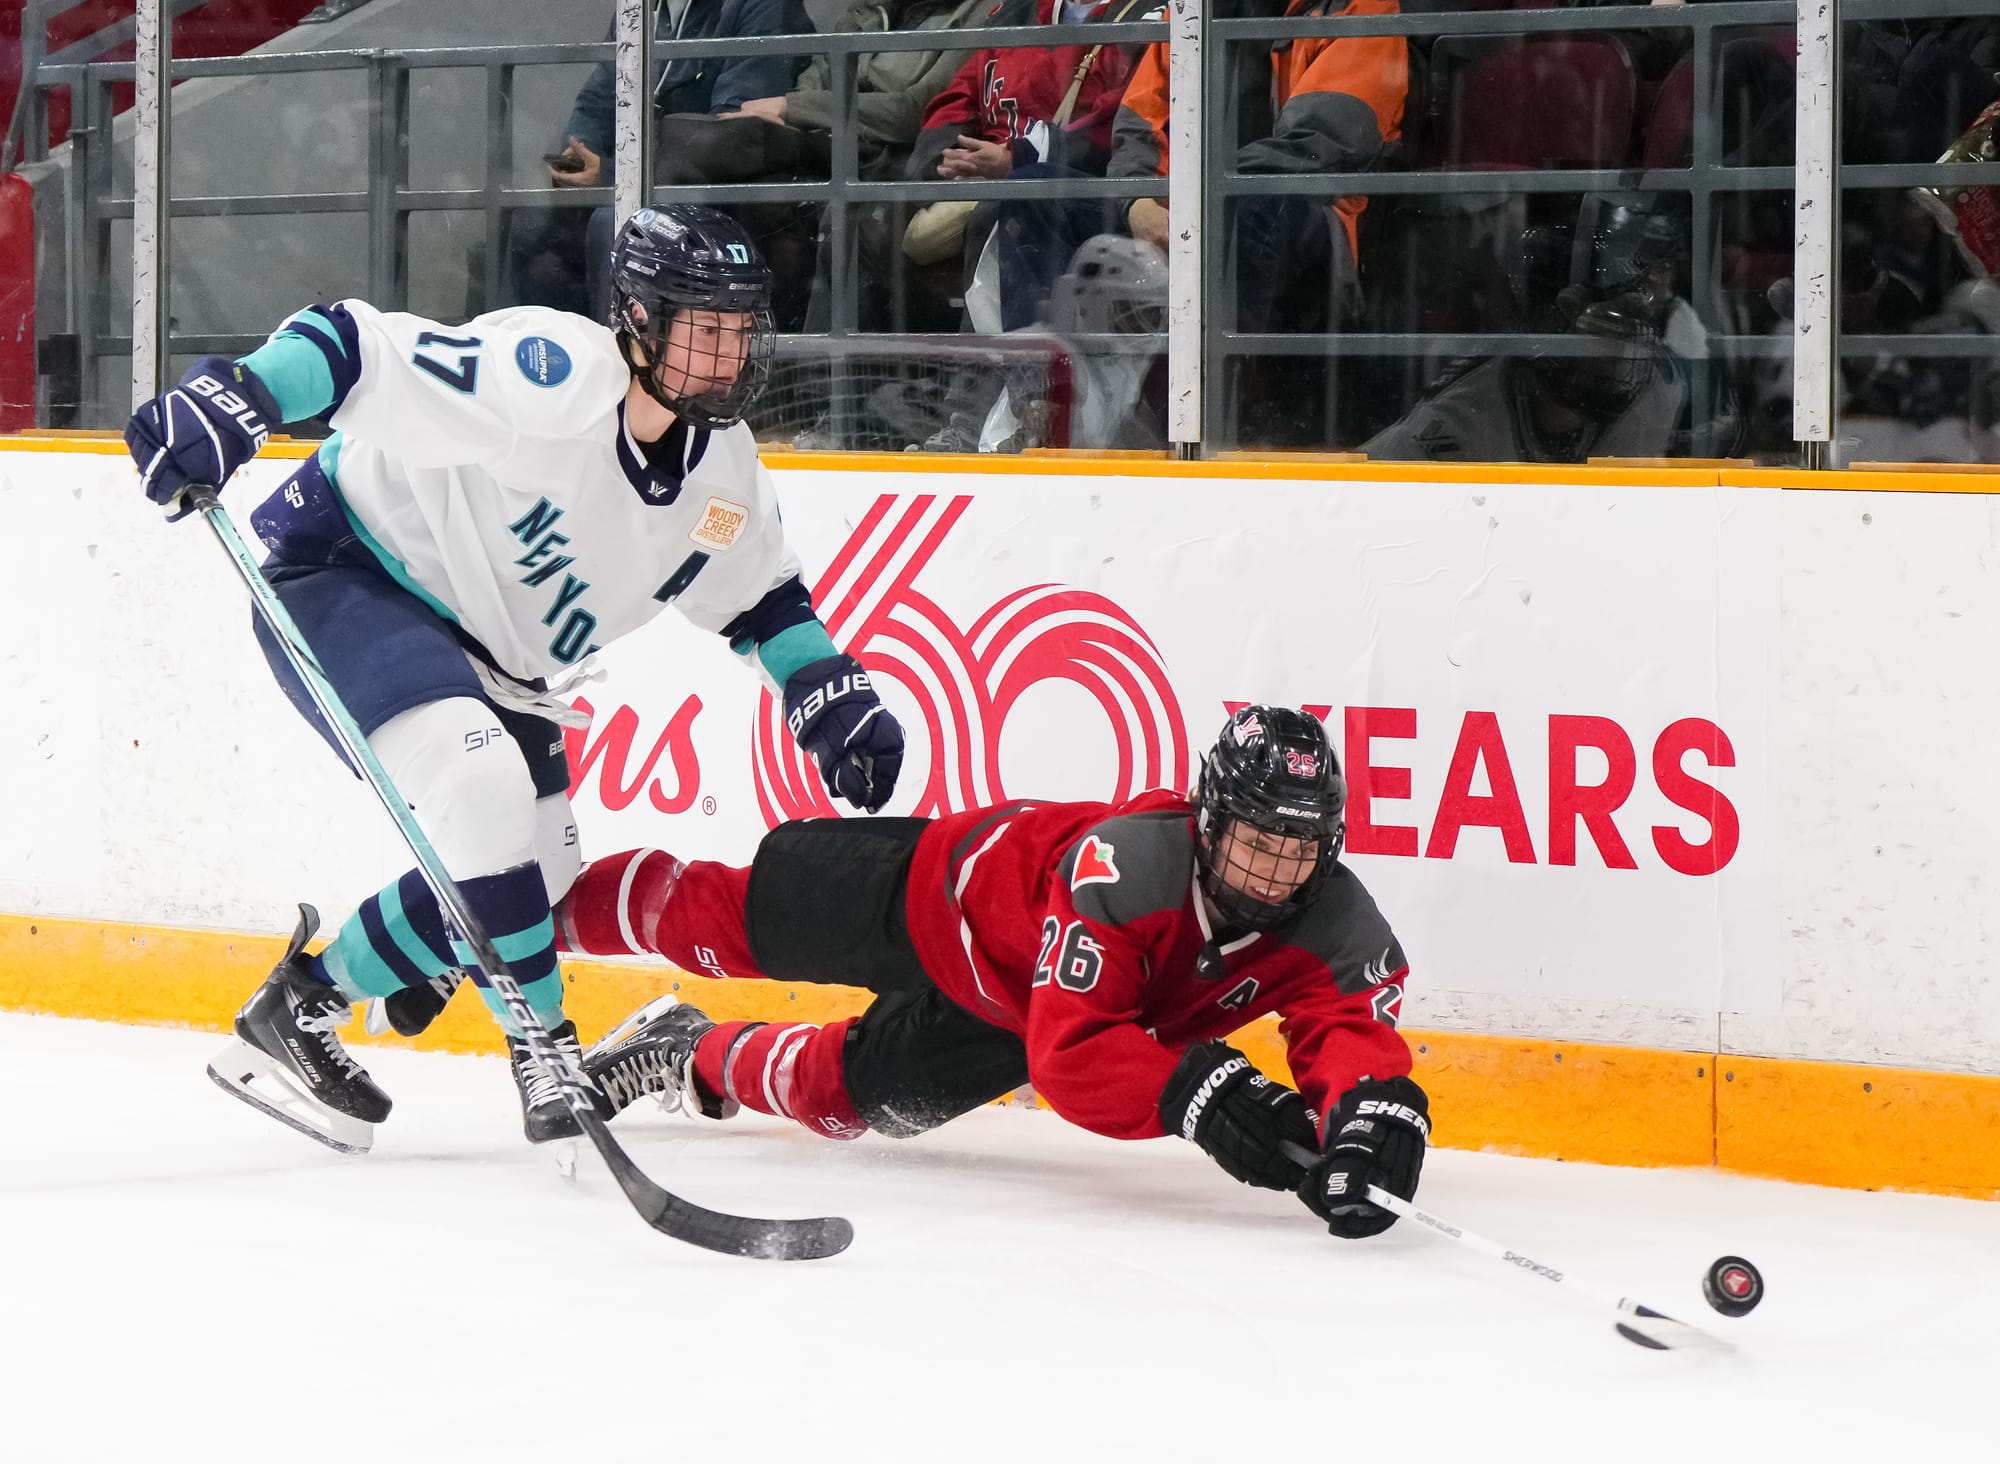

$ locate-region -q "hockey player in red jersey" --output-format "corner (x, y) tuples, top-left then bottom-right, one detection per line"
(565, 705), (1428, 1235)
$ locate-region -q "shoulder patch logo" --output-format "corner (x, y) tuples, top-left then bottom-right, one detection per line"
(1361, 947), (1395, 985)
(1071, 835), (1120, 890)
(690, 496), (749, 549)
(514, 336), (572, 387)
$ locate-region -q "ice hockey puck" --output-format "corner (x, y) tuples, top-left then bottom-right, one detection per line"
(1702, 1256), (1764, 1317)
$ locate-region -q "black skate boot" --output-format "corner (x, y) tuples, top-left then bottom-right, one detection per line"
(206, 904), (393, 1154)
(583, 996), (739, 1120)
(506, 1020), (613, 1144)
(363, 969), (467, 1038)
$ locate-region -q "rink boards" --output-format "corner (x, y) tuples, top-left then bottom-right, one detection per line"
(5, 439), (2000, 1197)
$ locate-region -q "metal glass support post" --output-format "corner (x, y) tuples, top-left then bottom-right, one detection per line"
(365, 56), (410, 308)
(131, 0), (169, 406)
(1168, 0), (1204, 459)
(615, 0), (650, 228)
(1793, 0), (1836, 464)
(480, 61), (515, 313)
(827, 50), (859, 336)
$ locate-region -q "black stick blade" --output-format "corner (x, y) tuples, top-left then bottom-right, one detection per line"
(583, 1114), (854, 1261)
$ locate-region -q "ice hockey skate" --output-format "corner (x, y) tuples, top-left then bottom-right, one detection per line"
(206, 903), (393, 1154)
(507, 1020), (609, 1143)
(582, 995), (734, 1120)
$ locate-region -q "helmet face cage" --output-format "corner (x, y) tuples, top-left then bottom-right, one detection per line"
(610, 205), (776, 429)
(1529, 285), (1669, 424)
(1049, 234), (1169, 336)
(1194, 707), (1347, 930)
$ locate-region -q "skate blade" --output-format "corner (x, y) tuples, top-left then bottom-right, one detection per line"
(583, 992), (682, 1061)
(361, 997), (391, 1037)
(206, 1038), (375, 1155)
(552, 1138), (580, 1183)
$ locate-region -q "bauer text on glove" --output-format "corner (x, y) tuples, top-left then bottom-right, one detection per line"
(124, 357), (282, 515)
(784, 654), (906, 813)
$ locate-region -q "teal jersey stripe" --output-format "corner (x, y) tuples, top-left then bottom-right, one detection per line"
(754, 620), (839, 686)
(380, 882), (457, 980)
(320, 452), (459, 625)
(317, 930), (405, 1001)
(238, 330), (337, 423)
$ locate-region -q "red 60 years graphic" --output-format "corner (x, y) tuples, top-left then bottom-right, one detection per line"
(754, 494), (1191, 822)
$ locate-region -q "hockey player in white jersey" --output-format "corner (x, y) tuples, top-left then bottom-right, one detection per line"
(124, 205), (906, 1153)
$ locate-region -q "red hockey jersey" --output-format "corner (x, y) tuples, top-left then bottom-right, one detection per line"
(903, 791), (1413, 1142)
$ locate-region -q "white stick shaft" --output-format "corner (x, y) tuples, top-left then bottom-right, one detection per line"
(1365, 1185), (1625, 1310)
(1362, 1184), (1731, 1353)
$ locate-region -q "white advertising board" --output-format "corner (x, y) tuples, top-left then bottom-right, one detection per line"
(572, 472), (1780, 1014)
(0, 451), (1782, 1025)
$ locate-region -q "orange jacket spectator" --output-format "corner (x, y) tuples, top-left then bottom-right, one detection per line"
(1111, 0), (1407, 269)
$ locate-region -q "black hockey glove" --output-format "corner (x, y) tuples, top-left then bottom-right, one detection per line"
(1297, 1076), (1430, 1239)
(784, 654), (905, 813)
(1159, 1040), (1320, 1192)
(125, 357), (280, 518)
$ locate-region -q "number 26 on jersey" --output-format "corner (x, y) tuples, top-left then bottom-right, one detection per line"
(1033, 918), (1103, 993)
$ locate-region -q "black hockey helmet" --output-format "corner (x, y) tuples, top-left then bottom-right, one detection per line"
(609, 204), (775, 429)
(1193, 706), (1347, 930)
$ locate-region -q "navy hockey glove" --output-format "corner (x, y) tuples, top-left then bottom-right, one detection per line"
(1159, 1040), (1320, 1192)
(784, 654), (905, 813)
(125, 357), (280, 518)
(1298, 1075), (1430, 1239)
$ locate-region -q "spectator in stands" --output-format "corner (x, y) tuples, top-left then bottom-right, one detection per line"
(510, 0), (811, 323)
(919, 0), (1140, 296)
(906, 0), (1137, 195)
(743, 0), (991, 332)
(897, 0), (1148, 448)
(738, 0), (987, 179)
(1115, 0), (1405, 344)
(910, 0), (1407, 451)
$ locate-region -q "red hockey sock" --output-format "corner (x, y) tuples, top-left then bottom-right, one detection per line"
(695, 1019), (868, 1141)
(556, 847), (763, 976)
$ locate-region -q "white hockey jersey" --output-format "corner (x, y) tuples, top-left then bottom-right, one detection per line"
(246, 299), (804, 684)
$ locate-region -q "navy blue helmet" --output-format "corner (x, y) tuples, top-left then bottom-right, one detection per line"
(608, 204), (775, 429)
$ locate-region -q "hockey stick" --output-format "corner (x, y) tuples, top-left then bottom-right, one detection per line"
(188, 484), (851, 1262)
(1363, 1186), (1731, 1352)
(1280, 1143), (1727, 1352)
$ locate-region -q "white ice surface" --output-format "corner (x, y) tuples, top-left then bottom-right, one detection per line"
(2, 1011), (1994, 1462)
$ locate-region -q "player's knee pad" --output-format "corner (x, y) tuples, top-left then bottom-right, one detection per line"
(369, 697), (538, 879)
(535, 794), (581, 905)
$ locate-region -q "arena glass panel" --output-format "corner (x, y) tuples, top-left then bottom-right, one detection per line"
(629, 16), (1175, 456)
(1833, 4), (2000, 468)
(3, 2), (1826, 464)
(135, 4), (609, 438)
(1203, 6), (1798, 466)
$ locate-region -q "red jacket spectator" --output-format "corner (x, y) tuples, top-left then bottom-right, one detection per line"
(907, 0), (1141, 180)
